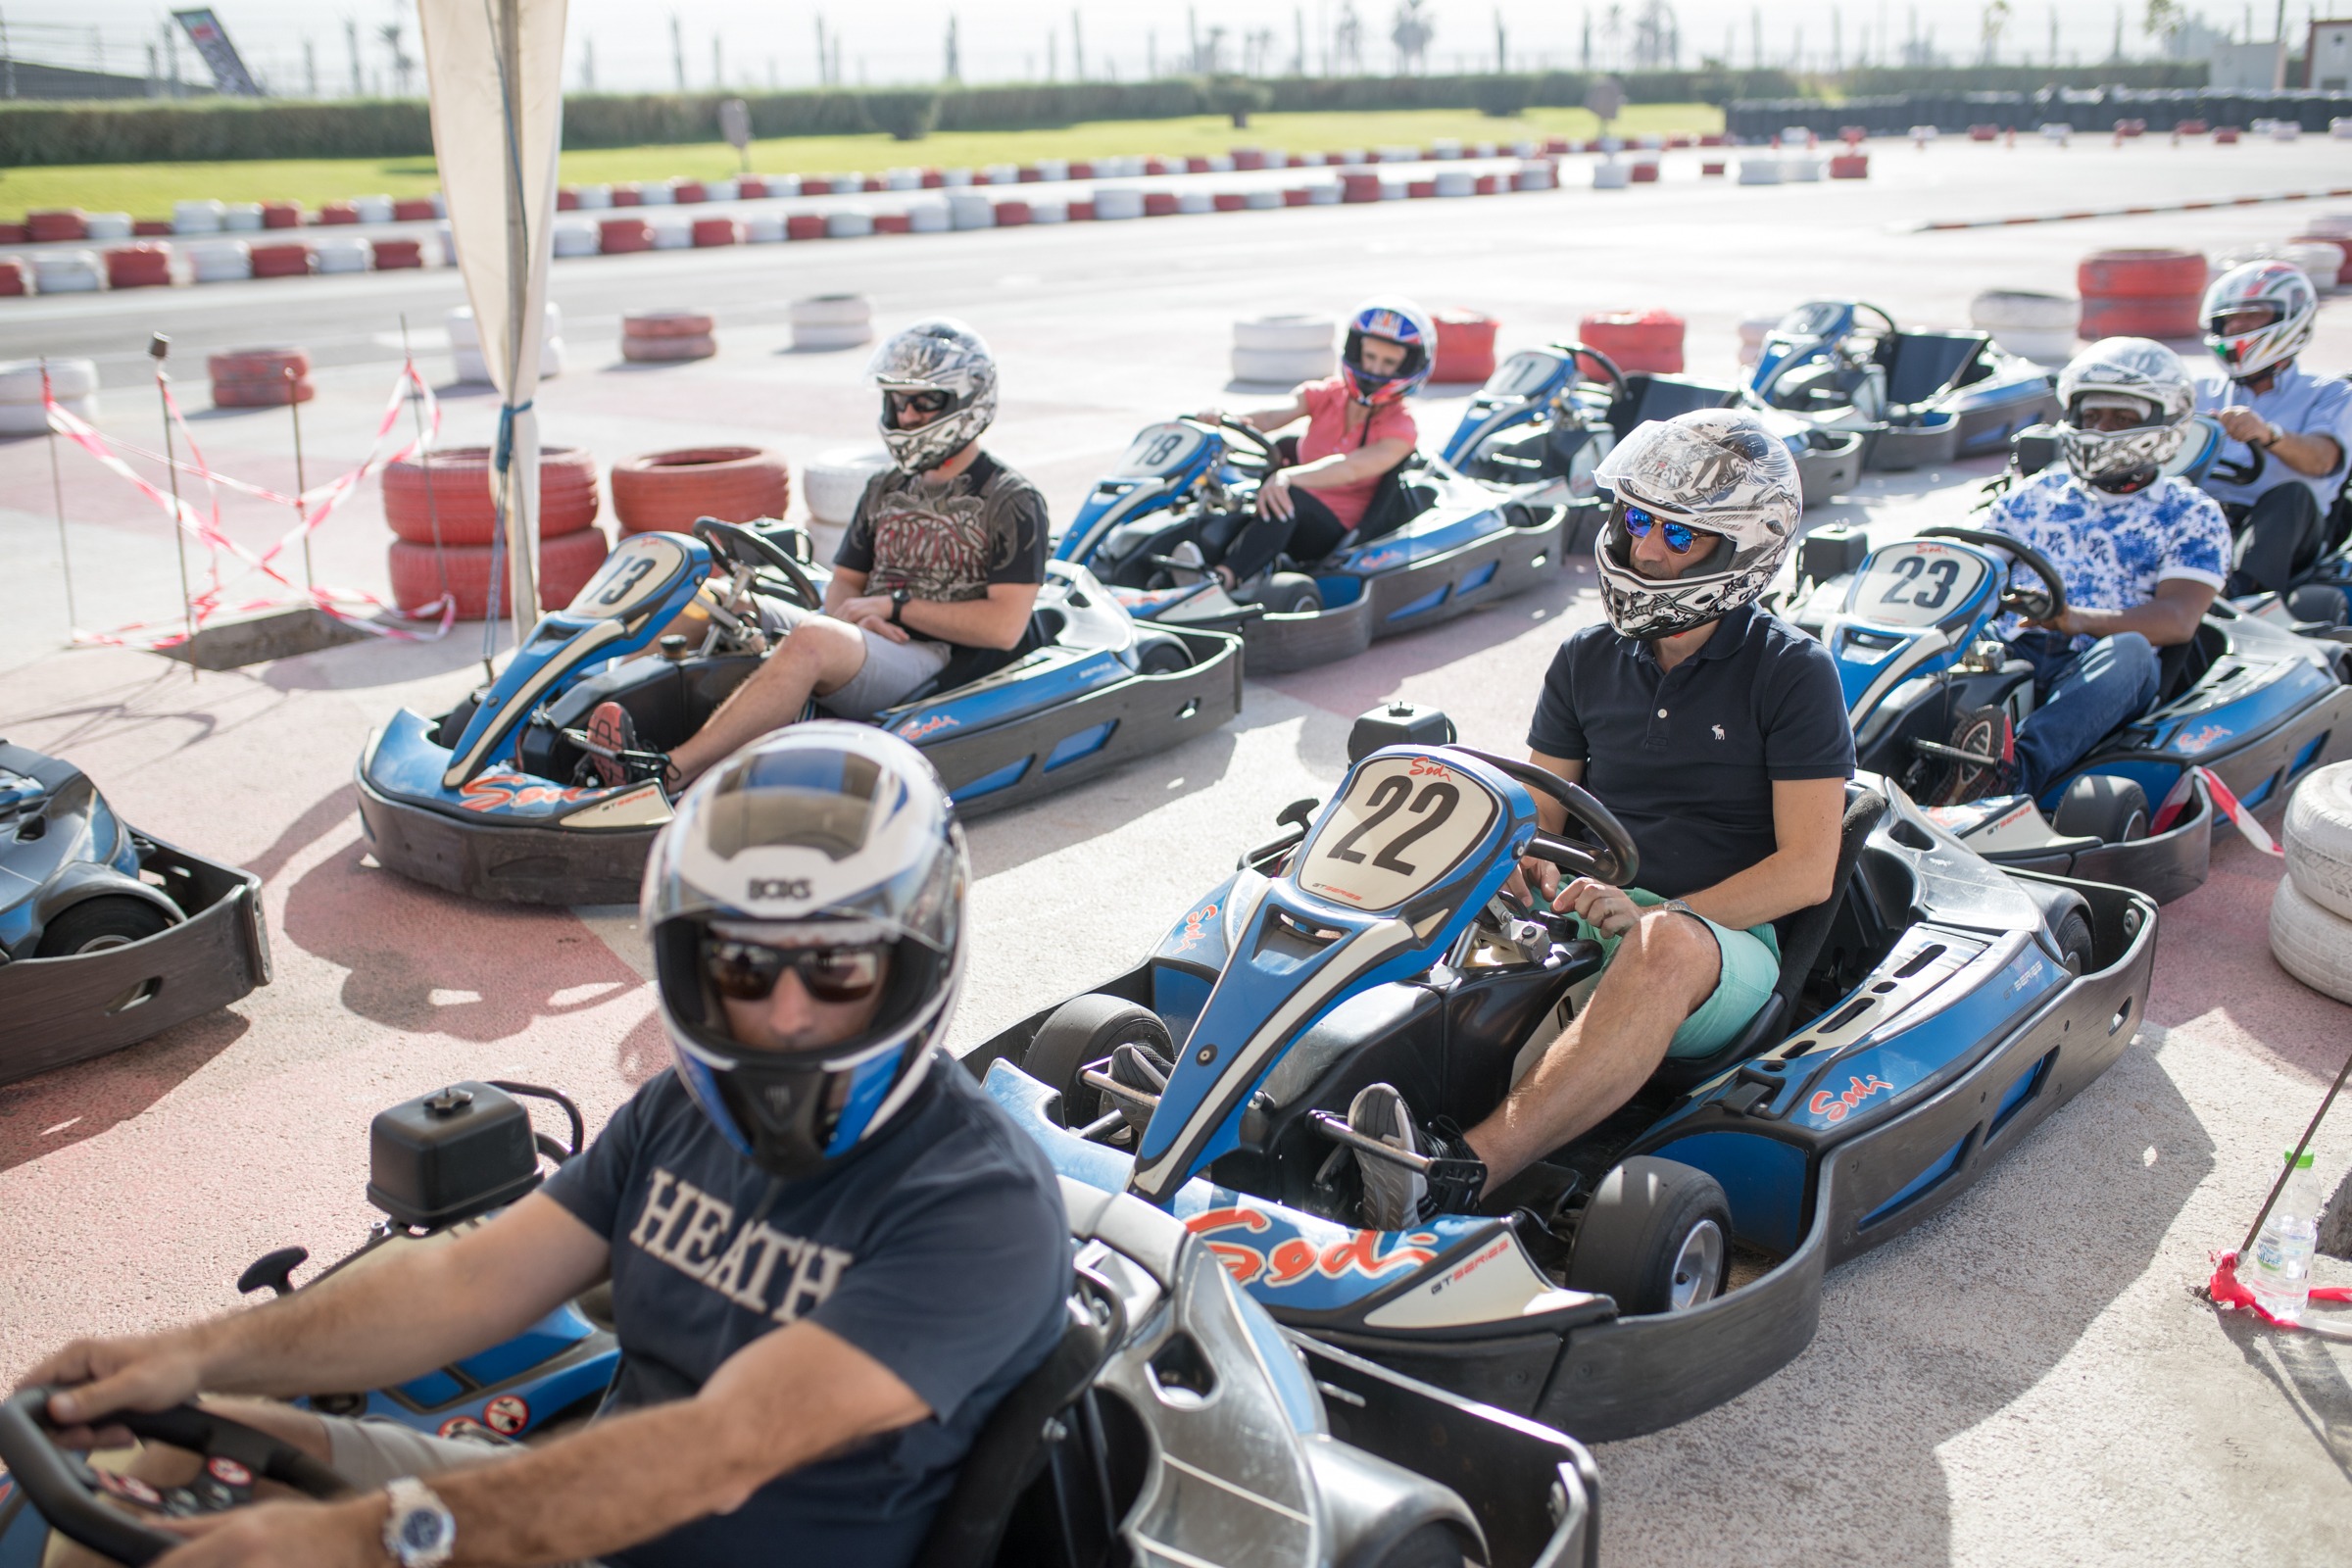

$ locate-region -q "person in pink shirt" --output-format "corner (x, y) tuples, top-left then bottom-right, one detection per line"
(1203, 298), (1433, 585)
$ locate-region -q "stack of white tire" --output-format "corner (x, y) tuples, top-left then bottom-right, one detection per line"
(648, 214), (693, 250)
(801, 446), (894, 557)
(0, 358), (96, 434)
(352, 195), (396, 223)
(2281, 242), (2344, 295)
(826, 209), (874, 239)
(551, 220), (599, 258)
(314, 235), (374, 274)
(1737, 315), (1781, 366)
(743, 213), (787, 244)
(790, 294), (872, 351)
(83, 212), (132, 241)
(186, 241), (253, 284)
(172, 199), (226, 234)
(1739, 158), (1784, 185)
(222, 203), (265, 232)
(1971, 290), (2081, 363)
(1093, 187), (1146, 220)
(1434, 169), (1476, 197)
(946, 192), (995, 230)
(1232, 315), (1335, 385)
(573, 184), (614, 210)
(2273, 763), (2352, 1004)
(446, 304), (564, 384)
(1592, 160), (1631, 190)
(906, 202), (952, 233)
(31, 251), (104, 294)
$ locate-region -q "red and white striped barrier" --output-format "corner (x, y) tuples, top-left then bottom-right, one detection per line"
(1919, 186), (2352, 232)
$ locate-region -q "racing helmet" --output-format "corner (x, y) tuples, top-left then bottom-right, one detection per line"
(867, 317), (1000, 474)
(2054, 336), (2195, 493)
(2200, 259), (2317, 383)
(1591, 409), (1801, 640)
(1339, 297), (1436, 407)
(644, 724), (966, 1180)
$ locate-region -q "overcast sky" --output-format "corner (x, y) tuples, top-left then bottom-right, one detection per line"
(1, 1), (2302, 98)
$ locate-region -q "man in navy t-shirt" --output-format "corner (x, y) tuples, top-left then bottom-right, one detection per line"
(20, 728), (1070, 1568)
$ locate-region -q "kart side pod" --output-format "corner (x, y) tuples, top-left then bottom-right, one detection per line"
(367, 1082), (543, 1230)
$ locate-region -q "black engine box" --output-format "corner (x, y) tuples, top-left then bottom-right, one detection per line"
(1348, 701), (1456, 763)
(368, 1082), (541, 1230)
(1796, 524), (1870, 587)
(2009, 422), (2060, 478)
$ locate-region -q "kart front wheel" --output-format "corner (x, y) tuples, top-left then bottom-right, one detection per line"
(1366, 1523), (1466, 1568)
(1262, 572), (1324, 616)
(2052, 774), (2148, 845)
(1024, 995), (1174, 1130)
(35, 896), (172, 957)
(1566, 1156), (1732, 1316)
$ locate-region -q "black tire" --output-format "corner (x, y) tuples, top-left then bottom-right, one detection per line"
(35, 895), (172, 957)
(2053, 908), (2096, 976)
(2050, 774), (2148, 844)
(1566, 1156), (1732, 1316)
(1264, 571), (1323, 616)
(1134, 632), (1192, 676)
(1366, 1523), (1466, 1568)
(1022, 996), (1173, 1130)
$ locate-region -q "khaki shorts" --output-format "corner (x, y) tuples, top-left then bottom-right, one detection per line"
(321, 1417), (604, 1568)
(757, 601), (952, 718)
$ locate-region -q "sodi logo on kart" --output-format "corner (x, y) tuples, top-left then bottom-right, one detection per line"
(747, 877), (813, 902)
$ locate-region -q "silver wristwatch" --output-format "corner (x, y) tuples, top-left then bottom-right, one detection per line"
(382, 1477), (456, 1568)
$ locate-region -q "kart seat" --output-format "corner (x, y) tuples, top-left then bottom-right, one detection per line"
(1607, 374), (1740, 440)
(909, 1281), (1117, 1568)
(1876, 331), (1990, 411)
(2155, 620), (2227, 707)
(1348, 455), (1443, 546)
(1645, 783), (1890, 1096)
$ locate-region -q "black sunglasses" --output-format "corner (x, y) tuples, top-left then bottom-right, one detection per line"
(1622, 504), (1716, 555)
(704, 937), (888, 1004)
(885, 389), (955, 418)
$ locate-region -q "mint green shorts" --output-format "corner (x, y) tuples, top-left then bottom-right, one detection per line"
(1568, 887), (1782, 1058)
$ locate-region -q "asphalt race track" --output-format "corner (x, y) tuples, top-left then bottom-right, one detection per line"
(3, 136), (2351, 1564)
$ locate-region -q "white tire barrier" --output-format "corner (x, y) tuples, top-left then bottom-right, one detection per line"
(2285, 762), (2352, 919)
(743, 213), (787, 243)
(1028, 199), (1069, 224)
(648, 214), (693, 250)
(1304, 182), (1342, 205)
(1093, 187), (1145, 220)
(1738, 315), (1780, 366)
(1971, 289), (2081, 360)
(1178, 189), (1214, 214)
(1376, 145), (1420, 164)
(1234, 315), (1335, 354)
(352, 195), (395, 223)
(0, 357), (97, 401)
(1245, 187), (1282, 210)
(2282, 241), (2344, 293)
(551, 220), (600, 258)
(947, 192), (995, 230)
(83, 212), (132, 241)
(826, 208), (874, 238)
(1909, 124), (1939, 141)
(1435, 168), (1476, 197)
(637, 181), (676, 206)
(906, 202), (952, 233)
(1739, 159), (1784, 185)
(173, 199), (226, 234)
(1035, 159), (1069, 181)
(573, 184), (613, 210)
(2040, 122), (2073, 143)
(1231, 346), (1332, 384)
(222, 202), (264, 231)
(941, 168), (974, 186)
(314, 235), (374, 273)
(790, 294), (873, 351)
(187, 240), (253, 284)
(1513, 162), (1557, 192)
(0, 394), (93, 434)
(2335, 118), (2352, 139)
(31, 250), (104, 294)
(1593, 160), (1631, 190)
(766, 174), (804, 197)
(1784, 157), (1825, 182)
(982, 163), (1020, 184)
(885, 169), (924, 191)
(2271, 874), (2352, 1004)
(804, 446), (894, 524)
(1431, 138), (1462, 159)
(703, 178), (738, 203)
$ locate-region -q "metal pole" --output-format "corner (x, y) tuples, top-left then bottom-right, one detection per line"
(396, 314), (479, 679)
(148, 333), (195, 675)
(41, 356), (78, 637)
(286, 366), (313, 598)
(2237, 1041), (2352, 1256)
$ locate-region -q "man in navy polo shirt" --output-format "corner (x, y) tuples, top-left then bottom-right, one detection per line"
(1348, 411), (1853, 1229)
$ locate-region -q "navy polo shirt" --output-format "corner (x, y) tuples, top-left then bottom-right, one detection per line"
(1526, 602), (1854, 900)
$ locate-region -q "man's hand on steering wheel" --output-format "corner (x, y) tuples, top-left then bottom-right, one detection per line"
(1554, 877), (1641, 937)
(24, 1331), (206, 1449)
(146, 1496), (383, 1568)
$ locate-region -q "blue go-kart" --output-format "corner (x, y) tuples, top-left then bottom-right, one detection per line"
(0, 1077), (1602, 1568)
(1440, 339), (1866, 514)
(1746, 300), (2062, 472)
(358, 519), (1243, 905)
(968, 712), (2156, 1441)
(1054, 416), (1568, 674)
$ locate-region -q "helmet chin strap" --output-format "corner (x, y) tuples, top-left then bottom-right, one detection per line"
(2090, 466), (2158, 495)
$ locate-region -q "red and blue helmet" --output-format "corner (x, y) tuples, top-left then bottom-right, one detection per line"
(1340, 297), (1436, 407)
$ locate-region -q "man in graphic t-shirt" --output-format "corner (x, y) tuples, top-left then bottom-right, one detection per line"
(16, 729), (1071, 1568)
(590, 318), (1050, 789)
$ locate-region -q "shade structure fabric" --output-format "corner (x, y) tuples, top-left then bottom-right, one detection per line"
(417, 0), (567, 647)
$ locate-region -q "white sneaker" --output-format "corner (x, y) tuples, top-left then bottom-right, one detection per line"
(1348, 1083), (1427, 1231)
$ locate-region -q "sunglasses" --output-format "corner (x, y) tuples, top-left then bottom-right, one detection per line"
(1622, 504), (1715, 556)
(704, 937), (888, 1004)
(885, 389), (955, 418)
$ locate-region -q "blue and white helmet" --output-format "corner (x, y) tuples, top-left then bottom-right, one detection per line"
(1340, 297), (1436, 407)
(643, 724), (965, 1179)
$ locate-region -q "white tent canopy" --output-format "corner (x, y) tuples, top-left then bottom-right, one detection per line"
(418, 0), (568, 648)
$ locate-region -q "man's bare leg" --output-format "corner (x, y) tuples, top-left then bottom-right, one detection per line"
(667, 617), (871, 785)
(1461, 909), (1720, 1192)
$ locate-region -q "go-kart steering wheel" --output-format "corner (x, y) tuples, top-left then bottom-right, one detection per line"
(0, 1388), (352, 1565)
(1454, 747), (1641, 888)
(1189, 415), (1283, 479)
(693, 517), (820, 611)
(1556, 341), (1631, 406)
(1919, 524), (2070, 625)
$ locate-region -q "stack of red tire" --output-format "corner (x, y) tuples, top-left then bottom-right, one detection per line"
(611, 447), (791, 536)
(1828, 152), (1870, 178)
(1578, 310), (1686, 373)
(209, 347), (314, 409)
(383, 446), (608, 618)
(106, 245), (173, 290)
(601, 219), (655, 254)
(622, 310), (716, 363)
(2077, 249), (2209, 339)
(250, 243), (312, 279)
(372, 238), (424, 270)
(28, 209), (87, 241)
(0, 260), (25, 297)
(1431, 310), (1499, 384)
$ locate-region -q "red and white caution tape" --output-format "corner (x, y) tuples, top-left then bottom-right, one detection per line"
(2150, 765), (2283, 856)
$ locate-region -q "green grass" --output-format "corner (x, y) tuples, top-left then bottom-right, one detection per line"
(0, 105), (1721, 222)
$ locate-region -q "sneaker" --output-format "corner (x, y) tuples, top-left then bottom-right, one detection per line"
(1347, 1085), (1490, 1229)
(1104, 1041), (1172, 1136)
(577, 702), (672, 791)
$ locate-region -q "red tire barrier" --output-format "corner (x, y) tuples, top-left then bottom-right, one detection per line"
(1407, 179), (1437, 198)
(1839, 125), (1868, 143)
(994, 200), (1031, 226)
(600, 219), (654, 254)
(2079, 296), (2206, 338)
(801, 177), (833, 196)
(1476, 173), (1502, 194)
(1829, 154), (1870, 179)
(622, 333), (717, 364)
(0, 261), (24, 297)
(610, 446), (791, 535)
(106, 246), (173, 289)
(212, 376), (315, 409)
(392, 197), (437, 221)
(862, 176), (886, 193)
(250, 243), (312, 278)
(1233, 150), (1266, 171)
(673, 180), (706, 204)
(1186, 156), (1211, 173)
(1213, 192), (1249, 212)
(1968, 124), (1998, 141)
(1067, 161), (1094, 179)
(1068, 200), (1095, 220)
(786, 214), (827, 239)
(2215, 126), (2241, 144)
(1700, 160), (1728, 176)
(2113, 119), (2147, 137)
(874, 213), (912, 234)
(2289, 236), (2350, 285)
(382, 445), (601, 547)
(133, 219), (174, 236)
(612, 184), (644, 207)
(372, 238), (423, 270)
(207, 347), (311, 382)
(27, 209), (86, 243)
(2078, 247), (2208, 338)
(261, 202), (303, 229)
(557, 188), (581, 211)
(738, 177), (768, 198)
(2176, 120), (2208, 135)
(388, 527), (611, 619)
(1145, 158), (1172, 175)
(0, 223), (27, 244)
(318, 203), (360, 225)
(1628, 164), (1659, 184)
(1579, 310), (1687, 374)
(1144, 192), (1181, 217)
(623, 310), (714, 338)
(690, 218), (738, 247)
(1342, 172), (1383, 203)
(1432, 310), (1499, 384)
(1284, 188), (1313, 207)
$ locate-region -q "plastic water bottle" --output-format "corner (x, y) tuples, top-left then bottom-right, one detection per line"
(2246, 1151), (2321, 1325)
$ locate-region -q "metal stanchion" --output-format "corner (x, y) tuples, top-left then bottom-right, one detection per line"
(149, 333), (195, 676)
(286, 365), (314, 601)
(41, 355), (78, 639)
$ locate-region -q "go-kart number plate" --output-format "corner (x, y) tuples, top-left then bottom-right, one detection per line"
(565, 534), (693, 621)
(1114, 421), (1207, 477)
(1845, 541), (1988, 628)
(1294, 756), (1499, 912)
(1485, 350), (1564, 398)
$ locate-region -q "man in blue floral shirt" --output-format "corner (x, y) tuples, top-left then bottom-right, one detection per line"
(1957, 338), (2230, 803)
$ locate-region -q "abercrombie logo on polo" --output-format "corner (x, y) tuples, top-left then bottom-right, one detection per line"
(627, 1168), (853, 1323)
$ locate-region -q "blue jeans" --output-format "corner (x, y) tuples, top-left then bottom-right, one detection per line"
(2010, 630), (2161, 799)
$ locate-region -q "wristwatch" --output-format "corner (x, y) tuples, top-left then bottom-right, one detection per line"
(889, 587), (912, 626)
(2255, 420), (2284, 450)
(381, 1477), (456, 1568)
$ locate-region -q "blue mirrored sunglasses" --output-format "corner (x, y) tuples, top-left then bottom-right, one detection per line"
(1622, 504), (1709, 555)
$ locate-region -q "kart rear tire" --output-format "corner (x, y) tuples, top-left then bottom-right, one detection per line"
(2052, 908), (2096, 976)
(2051, 775), (2148, 845)
(1566, 1156), (1731, 1317)
(1024, 996), (1173, 1129)
(1263, 572), (1324, 616)
(1366, 1523), (1466, 1568)
(36, 896), (172, 956)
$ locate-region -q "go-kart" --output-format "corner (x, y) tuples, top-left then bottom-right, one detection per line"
(966, 716), (2157, 1441)
(1054, 416), (1566, 674)
(0, 743), (271, 1086)
(1781, 517), (2352, 904)
(1746, 301), (2061, 471)
(357, 519), (1243, 905)
(0, 1077), (1602, 1568)
(1439, 340), (1866, 516)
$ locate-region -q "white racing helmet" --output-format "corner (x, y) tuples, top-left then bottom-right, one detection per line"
(867, 317), (1000, 473)
(2054, 336), (2195, 493)
(2201, 259), (2317, 383)
(1591, 409), (1802, 639)
(643, 724), (966, 1179)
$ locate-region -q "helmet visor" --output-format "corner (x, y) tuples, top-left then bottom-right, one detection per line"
(2069, 392), (2162, 432)
(2209, 302), (2284, 338)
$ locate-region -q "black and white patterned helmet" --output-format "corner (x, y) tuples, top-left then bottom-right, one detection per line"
(868, 317), (1000, 474)
(1591, 410), (1802, 639)
(2055, 336), (2193, 492)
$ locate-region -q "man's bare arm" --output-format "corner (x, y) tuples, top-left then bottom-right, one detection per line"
(822, 565), (869, 614)
(1678, 775), (1848, 931)
(898, 581), (1040, 650)
(1284, 436), (1415, 491)
(2036, 577), (2212, 649)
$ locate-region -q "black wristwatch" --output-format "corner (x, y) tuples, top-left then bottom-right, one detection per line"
(889, 588), (911, 626)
